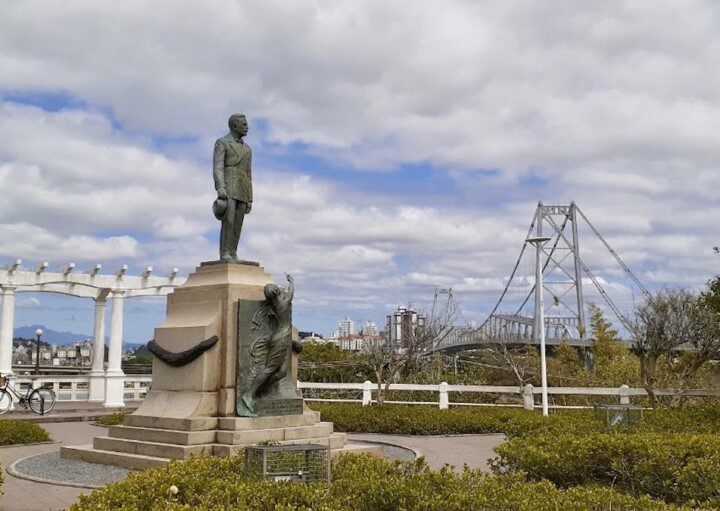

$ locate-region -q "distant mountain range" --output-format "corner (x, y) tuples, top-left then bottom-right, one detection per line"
(14, 324), (145, 349)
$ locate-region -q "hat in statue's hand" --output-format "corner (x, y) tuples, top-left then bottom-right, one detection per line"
(213, 197), (228, 220)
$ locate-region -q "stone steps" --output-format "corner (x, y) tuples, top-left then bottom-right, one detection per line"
(93, 436), (212, 460)
(109, 424), (217, 445)
(62, 409), (383, 470)
(212, 432), (348, 457)
(63, 441), (382, 470)
(124, 415), (218, 431)
(216, 410), (321, 431)
(60, 444), (171, 470)
(215, 422), (334, 445)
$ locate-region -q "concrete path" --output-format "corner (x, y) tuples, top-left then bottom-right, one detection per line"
(0, 422), (105, 511)
(348, 433), (505, 471)
(0, 424), (506, 510)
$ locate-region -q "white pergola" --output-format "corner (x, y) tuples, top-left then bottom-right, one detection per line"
(0, 259), (185, 406)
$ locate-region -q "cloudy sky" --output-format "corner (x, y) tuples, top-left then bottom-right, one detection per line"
(1, 1), (718, 341)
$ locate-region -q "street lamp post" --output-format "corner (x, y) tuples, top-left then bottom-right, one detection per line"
(527, 236), (551, 417)
(34, 328), (43, 376)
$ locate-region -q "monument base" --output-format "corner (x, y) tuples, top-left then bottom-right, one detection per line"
(61, 260), (382, 469)
(61, 409), (381, 470)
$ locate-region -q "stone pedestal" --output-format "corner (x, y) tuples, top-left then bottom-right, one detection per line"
(62, 261), (380, 468)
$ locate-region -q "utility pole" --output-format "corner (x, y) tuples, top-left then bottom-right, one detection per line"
(528, 236), (551, 417)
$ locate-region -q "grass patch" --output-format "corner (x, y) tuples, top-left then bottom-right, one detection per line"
(97, 412), (125, 427)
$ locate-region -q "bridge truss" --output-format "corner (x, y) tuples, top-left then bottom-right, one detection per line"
(432, 202), (647, 353)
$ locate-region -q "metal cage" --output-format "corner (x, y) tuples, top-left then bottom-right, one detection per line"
(594, 403), (644, 427)
(245, 444), (331, 484)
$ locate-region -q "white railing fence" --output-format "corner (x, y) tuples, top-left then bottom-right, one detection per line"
(4, 375), (720, 410)
(297, 381), (720, 410)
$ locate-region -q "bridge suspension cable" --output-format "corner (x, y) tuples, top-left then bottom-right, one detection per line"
(476, 213), (538, 330)
(574, 205), (649, 296)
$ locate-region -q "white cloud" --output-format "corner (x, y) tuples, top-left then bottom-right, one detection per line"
(0, 1), (717, 171)
(0, 1), (719, 335)
(0, 223), (138, 262)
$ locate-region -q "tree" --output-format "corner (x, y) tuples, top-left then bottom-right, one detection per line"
(631, 288), (720, 407)
(482, 343), (539, 386)
(588, 303), (623, 356)
(298, 342), (371, 383)
(364, 299), (459, 404)
(701, 275), (720, 314)
(585, 303), (639, 387)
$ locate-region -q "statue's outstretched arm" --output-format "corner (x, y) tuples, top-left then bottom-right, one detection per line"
(285, 273), (295, 302)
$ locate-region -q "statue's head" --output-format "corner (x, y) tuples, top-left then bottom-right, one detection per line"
(228, 114), (249, 137)
(263, 283), (280, 301)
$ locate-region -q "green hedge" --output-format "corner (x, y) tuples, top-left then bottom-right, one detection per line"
(310, 402), (608, 437)
(643, 406), (720, 435)
(72, 453), (686, 511)
(311, 402), (720, 438)
(493, 432), (720, 506)
(0, 419), (49, 445)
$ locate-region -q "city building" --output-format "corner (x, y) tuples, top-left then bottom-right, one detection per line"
(360, 320), (377, 336)
(299, 331), (335, 345)
(338, 332), (385, 351)
(15, 339), (94, 366)
(387, 306), (426, 346)
(338, 316), (354, 338)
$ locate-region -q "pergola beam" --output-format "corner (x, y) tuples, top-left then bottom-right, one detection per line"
(0, 259), (186, 405)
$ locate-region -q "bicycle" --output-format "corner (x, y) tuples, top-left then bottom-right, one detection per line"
(0, 375), (56, 415)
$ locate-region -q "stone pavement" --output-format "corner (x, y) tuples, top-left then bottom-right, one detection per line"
(348, 433), (506, 471)
(0, 423), (506, 511)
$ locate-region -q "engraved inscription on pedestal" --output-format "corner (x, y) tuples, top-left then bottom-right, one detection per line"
(255, 399), (304, 416)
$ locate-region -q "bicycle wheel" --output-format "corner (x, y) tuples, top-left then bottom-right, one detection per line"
(0, 389), (12, 414)
(28, 387), (56, 415)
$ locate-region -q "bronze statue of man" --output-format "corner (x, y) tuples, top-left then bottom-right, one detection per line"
(213, 114), (252, 262)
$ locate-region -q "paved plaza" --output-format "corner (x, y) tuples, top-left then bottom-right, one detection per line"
(0, 421), (505, 511)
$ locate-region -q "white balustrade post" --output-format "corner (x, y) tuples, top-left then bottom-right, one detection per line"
(89, 297), (107, 401)
(438, 381), (449, 410)
(104, 291), (125, 407)
(362, 380), (372, 406)
(0, 286), (17, 376)
(619, 384), (630, 405)
(522, 384), (535, 410)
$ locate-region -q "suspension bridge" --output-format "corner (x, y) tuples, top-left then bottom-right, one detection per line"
(431, 202), (648, 353)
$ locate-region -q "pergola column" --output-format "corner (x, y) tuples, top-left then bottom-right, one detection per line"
(88, 296), (107, 401)
(0, 286), (17, 376)
(104, 291), (126, 407)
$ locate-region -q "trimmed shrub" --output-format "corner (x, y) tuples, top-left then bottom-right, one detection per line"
(0, 419), (50, 445)
(313, 402), (529, 435)
(643, 406), (720, 435)
(310, 402), (608, 437)
(312, 402), (720, 438)
(493, 432), (720, 506)
(72, 453), (685, 511)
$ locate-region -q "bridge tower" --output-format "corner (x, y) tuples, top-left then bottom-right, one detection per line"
(532, 202), (586, 340)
